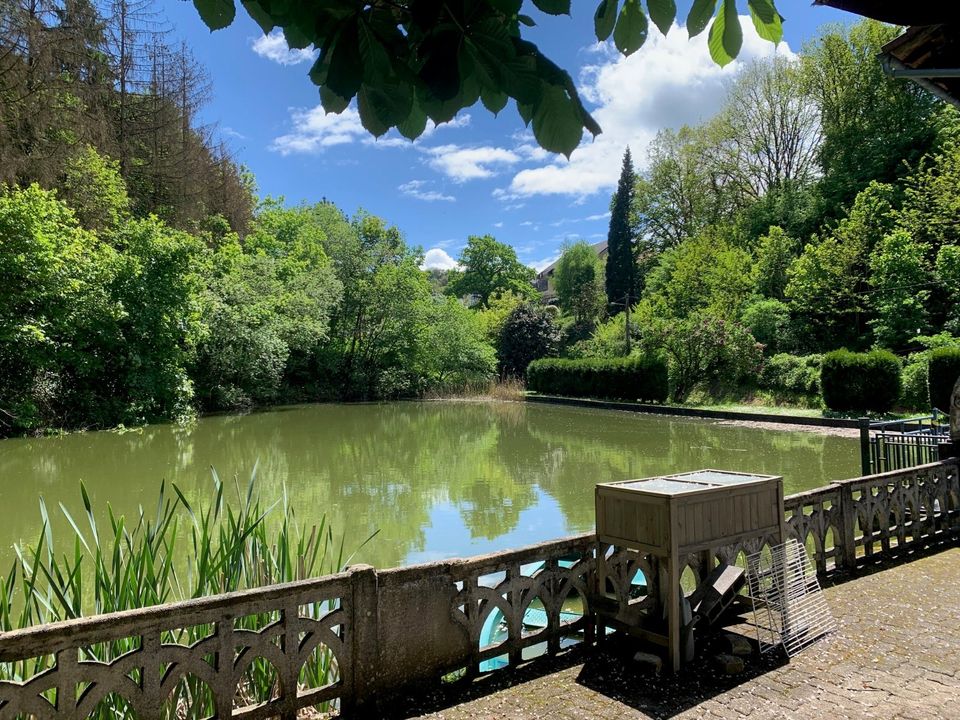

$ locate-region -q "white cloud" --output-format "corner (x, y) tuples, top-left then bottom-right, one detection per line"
(502, 18), (795, 200)
(421, 248), (460, 270)
(370, 115), (473, 148)
(271, 104), (472, 154)
(493, 222), (504, 228)
(251, 30), (318, 66)
(399, 180), (455, 202)
(424, 144), (522, 182)
(428, 114), (473, 135)
(270, 107), (366, 154)
(585, 212), (611, 221)
(221, 126), (246, 140)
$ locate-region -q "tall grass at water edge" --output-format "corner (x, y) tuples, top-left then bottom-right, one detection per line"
(0, 465), (375, 717)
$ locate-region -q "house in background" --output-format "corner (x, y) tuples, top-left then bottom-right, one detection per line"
(533, 240), (608, 301)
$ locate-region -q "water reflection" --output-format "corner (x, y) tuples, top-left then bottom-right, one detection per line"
(0, 401), (859, 569)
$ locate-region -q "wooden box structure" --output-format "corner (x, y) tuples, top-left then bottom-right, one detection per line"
(595, 469), (786, 671)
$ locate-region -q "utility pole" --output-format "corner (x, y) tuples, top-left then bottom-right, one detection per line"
(624, 293), (632, 355)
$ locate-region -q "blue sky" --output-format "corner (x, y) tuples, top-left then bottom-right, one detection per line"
(164, 0), (856, 271)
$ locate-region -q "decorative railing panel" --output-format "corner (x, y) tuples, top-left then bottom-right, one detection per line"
(0, 573), (353, 720)
(449, 534), (595, 675)
(843, 461), (960, 561)
(783, 484), (845, 575)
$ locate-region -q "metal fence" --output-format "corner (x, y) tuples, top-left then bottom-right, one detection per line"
(861, 411), (950, 474)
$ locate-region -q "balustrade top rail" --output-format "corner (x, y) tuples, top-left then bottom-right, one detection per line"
(1, 459), (958, 718)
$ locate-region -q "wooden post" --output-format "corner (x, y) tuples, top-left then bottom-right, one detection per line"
(624, 294), (632, 355)
(668, 514), (680, 673)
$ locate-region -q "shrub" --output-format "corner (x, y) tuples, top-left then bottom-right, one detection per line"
(497, 303), (561, 378)
(900, 360), (929, 412)
(928, 347), (960, 412)
(758, 353), (822, 398)
(526, 356), (668, 403)
(641, 313), (763, 403)
(821, 349), (901, 412)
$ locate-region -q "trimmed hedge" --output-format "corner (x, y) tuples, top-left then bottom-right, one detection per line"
(526, 356), (668, 403)
(929, 347), (960, 412)
(821, 349), (901, 413)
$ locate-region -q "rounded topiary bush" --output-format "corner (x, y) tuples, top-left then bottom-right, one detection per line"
(526, 356), (668, 403)
(928, 347), (960, 413)
(821, 349), (901, 413)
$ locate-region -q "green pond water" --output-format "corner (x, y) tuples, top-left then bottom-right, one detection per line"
(0, 401), (860, 570)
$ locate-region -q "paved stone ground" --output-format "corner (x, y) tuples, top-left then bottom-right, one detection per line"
(393, 546), (960, 720)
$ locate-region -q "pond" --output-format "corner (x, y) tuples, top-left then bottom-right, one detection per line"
(0, 401), (860, 570)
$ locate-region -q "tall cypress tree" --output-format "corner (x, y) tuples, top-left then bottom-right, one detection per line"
(605, 147), (637, 312)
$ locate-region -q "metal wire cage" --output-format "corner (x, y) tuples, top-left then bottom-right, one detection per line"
(745, 538), (836, 657)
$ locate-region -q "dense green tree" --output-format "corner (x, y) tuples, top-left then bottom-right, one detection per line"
(732, 180), (820, 246)
(868, 230), (930, 350)
(936, 245), (960, 334)
(188, 0), (783, 156)
(574, 309), (639, 359)
(632, 127), (722, 252)
(785, 181), (897, 349)
(475, 290), (526, 344)
(0, 185), (118, 433)
(642, 231), (753, 322)
(751, 226), (798, 300)
(0, 183), (204, 432)
(107, 216), (205, 422)
(802, 20), (942, 220)
(741, 298), (793, 355)
(553, 240), (605, 324)
(446, 235), (535, 307)
(194, 229), (341, 408)
(417, 297), (496, 390)
(898, 130), (960, 260)
(498, 303), (560, 379)
(606, 148), (637, 311)
(61, 146), (130, 233)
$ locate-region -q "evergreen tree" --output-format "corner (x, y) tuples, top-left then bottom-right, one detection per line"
(606, 147), (637, 312)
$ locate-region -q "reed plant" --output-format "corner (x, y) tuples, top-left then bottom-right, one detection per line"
(0, 464), (374, 717)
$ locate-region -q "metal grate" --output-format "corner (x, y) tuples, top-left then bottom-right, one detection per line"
(745, 539), (836, 657)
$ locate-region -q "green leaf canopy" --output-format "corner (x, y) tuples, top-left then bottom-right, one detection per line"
(191, 0), (783, 157)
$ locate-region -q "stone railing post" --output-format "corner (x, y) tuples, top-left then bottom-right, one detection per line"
(837, 482), (857, 572)
(343, 564), (379, 717)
